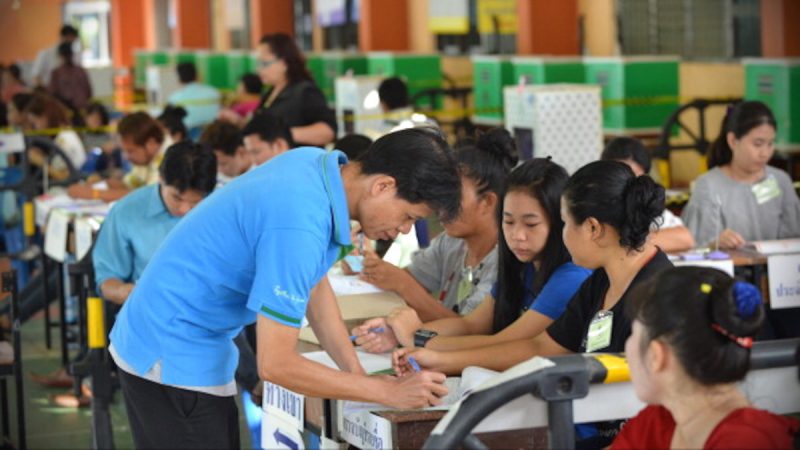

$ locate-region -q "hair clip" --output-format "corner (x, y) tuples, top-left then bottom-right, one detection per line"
(710, 323), (753, 349)
(700, 283), (712, 294)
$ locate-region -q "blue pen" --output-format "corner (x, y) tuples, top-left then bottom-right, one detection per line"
(407, 356), (422, 372)
(349, 327), (385, 342)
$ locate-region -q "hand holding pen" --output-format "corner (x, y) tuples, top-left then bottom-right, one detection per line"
(350, 317), (399, 352)
(392, 347), (443, 377)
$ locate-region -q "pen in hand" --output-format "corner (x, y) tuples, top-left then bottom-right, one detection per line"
(407, 356), (422, 372)
(349, 327), (385, 342)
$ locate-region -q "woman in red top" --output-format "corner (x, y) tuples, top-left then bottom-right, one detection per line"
(613, 267), (799, 449)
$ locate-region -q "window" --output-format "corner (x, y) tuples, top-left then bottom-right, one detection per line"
(432, 0), (516, 55)
(225, 0), (251, 50)
(64, 0), (111, 67)
(617, 0), (761, 59)
(294, 0), (313, 51)
(320, 0), (358, 51)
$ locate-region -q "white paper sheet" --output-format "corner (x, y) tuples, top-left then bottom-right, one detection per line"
(328, 274), (384, 295)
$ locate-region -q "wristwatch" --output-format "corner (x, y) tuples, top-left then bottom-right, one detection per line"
(413, 329), (438, 347)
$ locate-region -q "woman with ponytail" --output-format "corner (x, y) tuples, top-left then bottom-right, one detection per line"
(683, 100), (800, 249)
(612, 267), (799, 449)
(354, 128), (518, 321)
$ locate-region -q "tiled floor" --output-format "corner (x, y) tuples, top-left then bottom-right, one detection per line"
(4, 307), (255, 449)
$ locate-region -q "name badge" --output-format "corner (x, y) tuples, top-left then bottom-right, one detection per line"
(586, 310), (613, 352)
(752, 176), (781, 205)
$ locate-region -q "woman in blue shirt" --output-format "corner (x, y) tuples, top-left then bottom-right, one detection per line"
(353, 159), (591, 373)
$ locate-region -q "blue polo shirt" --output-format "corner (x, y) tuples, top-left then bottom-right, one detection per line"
(109, 148), (352, 388)
(93, 184), (181, 288)
(491, 261), (591, 320)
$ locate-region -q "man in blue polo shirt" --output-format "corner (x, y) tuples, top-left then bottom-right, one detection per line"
(109, 128), (462, 449)
(93, 141), (217, 304)
(40, 141), (215, 404)
(44, 142), (216, 408)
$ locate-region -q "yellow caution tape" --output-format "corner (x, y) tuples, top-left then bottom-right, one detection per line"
(0, 125), (117, 137)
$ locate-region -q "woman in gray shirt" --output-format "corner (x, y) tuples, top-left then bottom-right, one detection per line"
(682, 101), (800, 248)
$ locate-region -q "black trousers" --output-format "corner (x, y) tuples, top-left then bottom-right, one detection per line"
(119, 369), (241, 449)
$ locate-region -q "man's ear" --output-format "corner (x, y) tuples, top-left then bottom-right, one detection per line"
(479, 192), (498, 216)
(369, 175), (397, 197)
(277, 138), (291, 153)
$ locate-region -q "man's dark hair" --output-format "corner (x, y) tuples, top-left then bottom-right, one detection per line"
(60, 25), (78, 38)
(241, 111), (294, 147)
(159, 141), (217, 195)
(57, 42), (75, 65)
(601, 137), (652, 174)
(359, 128), (461, 222)
(176, 62), (198, 84)
(117, 111), (164, 146)
(240, 73), (263, 95)
(378, 77), (409, 110)
(200, 120), (244, 156)
(334, 134), (373, 161)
